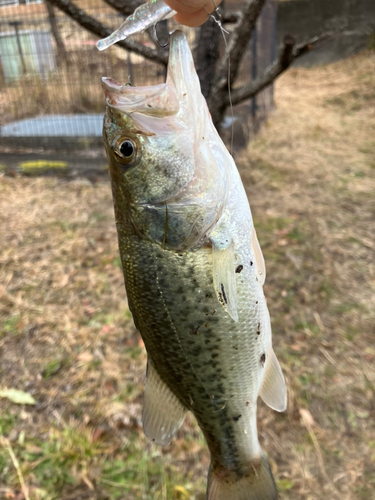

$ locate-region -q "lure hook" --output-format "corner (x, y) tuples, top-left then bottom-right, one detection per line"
(152, 23), (169, 48)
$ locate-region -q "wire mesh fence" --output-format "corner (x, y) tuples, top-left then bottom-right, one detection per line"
(0, 0), (277, 151)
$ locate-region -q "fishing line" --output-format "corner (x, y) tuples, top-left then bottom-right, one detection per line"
(204, 1), (234, 156)
(205, 3), (229, 35)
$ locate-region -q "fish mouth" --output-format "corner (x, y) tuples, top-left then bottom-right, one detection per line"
(101, 30), (197, 120)
(101, 78), (179, 117)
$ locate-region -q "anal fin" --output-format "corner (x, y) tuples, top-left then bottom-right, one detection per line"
(212, 240), (239, 322)
(259, 349), (287, 412)
(143, 360), (187, 445)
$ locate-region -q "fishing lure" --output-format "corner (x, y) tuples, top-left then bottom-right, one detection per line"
(96, 0), (176, 51)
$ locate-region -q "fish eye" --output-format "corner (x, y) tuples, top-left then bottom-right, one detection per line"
(114, 138), (137, 164)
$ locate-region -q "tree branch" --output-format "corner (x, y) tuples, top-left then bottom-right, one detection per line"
(222, 11), (242, 24)
(229, 31), (338, 106)
(215, 0), (266, 92)
(207, 0), (266, 128)
(47, 0), (168, 65)
(102, 0), (142, 17)
(45, 0), (70, 66)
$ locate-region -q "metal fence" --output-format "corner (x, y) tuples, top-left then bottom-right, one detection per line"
(0, 0), (277, 151)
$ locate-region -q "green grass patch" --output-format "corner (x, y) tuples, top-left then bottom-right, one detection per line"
(113, 256), (123, 269)
(1, 314), (21, 338)
(277, 478), (295, 491)
(257, 216), (293, 233)
(294, 319), (320, 335)
(0, 411), (17, 436)
(287, 225), (306, 243)
(42, 359), (65, 379)
(333, 300), (365, 314)
(344, 325), (360, 341)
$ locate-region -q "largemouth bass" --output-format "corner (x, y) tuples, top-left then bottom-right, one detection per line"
(102, 30), (287, 500)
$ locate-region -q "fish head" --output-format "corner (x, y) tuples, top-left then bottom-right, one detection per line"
(102, 31), (230, 250)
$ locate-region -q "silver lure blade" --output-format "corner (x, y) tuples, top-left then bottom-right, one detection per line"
(97, 0), (176, 51)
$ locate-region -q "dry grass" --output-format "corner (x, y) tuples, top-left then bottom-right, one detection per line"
(241, 50), (375, 500)
(1, 50), (375, 500)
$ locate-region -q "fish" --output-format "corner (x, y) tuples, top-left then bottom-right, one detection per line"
(102, 30), (287, 500)
(96, 0), (176, 51)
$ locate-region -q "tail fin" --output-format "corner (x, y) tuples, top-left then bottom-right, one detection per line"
(207, 452), (278, 500)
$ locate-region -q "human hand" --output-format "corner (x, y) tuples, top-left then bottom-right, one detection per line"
(164, 0), (223, 27)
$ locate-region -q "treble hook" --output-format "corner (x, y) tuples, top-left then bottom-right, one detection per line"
(152, 23), (169, 48)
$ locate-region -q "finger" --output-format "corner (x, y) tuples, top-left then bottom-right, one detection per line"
(165, 0), (221, 15)
(173, 8), (210, 27)
(164, 0), (222, 27)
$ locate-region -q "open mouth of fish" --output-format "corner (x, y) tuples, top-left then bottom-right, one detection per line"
(101, 30), (202, 130)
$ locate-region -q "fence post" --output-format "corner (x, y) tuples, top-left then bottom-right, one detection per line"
(9, 21), (27, 75)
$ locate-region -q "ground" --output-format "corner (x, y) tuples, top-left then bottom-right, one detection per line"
(0, 51), (374, 500)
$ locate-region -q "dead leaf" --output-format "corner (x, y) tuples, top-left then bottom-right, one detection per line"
(0, 388), (36, 405)
(299, 408), (315, 428)
(59, 274), (69, 287)
(291, 344), (301, 351)
(25, 444), (43, 455)
(91, 427), (106, 442)
(174, 485), (190, 498)
(100, 324), (114, 335)
(77, 352), (93, 363)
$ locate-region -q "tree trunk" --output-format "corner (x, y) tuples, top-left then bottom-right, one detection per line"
(45, 0), (69, 67)
(193, 3), (223, 100)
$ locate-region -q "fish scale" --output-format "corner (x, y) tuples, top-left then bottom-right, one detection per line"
(102, 30), (287, 500)
(117, 229), (267, 470)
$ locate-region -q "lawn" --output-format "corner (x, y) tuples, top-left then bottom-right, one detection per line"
(0, 50), (374, 500)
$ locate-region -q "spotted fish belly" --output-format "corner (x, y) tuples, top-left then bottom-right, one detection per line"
(118, 228), (272, 471)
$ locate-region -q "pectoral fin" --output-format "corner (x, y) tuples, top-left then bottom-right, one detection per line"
(143, 360), (187, 445)
(212, 240), (239, 322)
(251, 228), (266, 286)
(259, 349), (287, 412)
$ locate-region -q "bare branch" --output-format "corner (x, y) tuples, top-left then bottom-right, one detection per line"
(215, 0), (266, 91)
(102, 0), (142, 17)
(45, 0), (70, 66)
(229, 31), (338, 106)
(47, 0), (168, 66)
(207, 0), (266, 128)
(222, 11), (242, 24)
